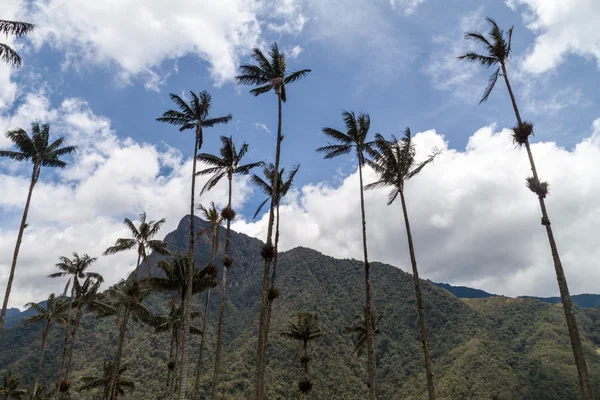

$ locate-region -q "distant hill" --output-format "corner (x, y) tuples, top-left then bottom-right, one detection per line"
(1, 215), (599, 399)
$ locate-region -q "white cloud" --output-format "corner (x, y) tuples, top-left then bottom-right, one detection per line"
(252, 122), (271, 134)
(0, 94), (253, 307)
(234, 121), (600, 298)
(389, 0), (425, 15)
(507, 0), (600, 73)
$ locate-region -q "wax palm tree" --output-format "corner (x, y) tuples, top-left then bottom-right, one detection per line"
(459, 17), (593, 400)
(157, 91), (232, 400)
(47, 252), (102, 387)
(0, 123), (76, 338)
(78, 360), (135, 400)
(280, 313), (326, 397)
(196, 135), (262, 399)
(251, 163), (300, 354)
(26, 384), (55, 400)
(0, 19), (34, 67)
(236, 42), (310, 398)
(316, 111), (378, 399)
(367, 129), (439, 400)
(103, 211), (170, 280)
(23, 294), (71, 394)
(344, 308), (383, 358)
(193, 202), (222, 400)
(0, 372), (26, 399)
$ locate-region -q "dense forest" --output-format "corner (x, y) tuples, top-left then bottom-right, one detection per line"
(1, 14), (599, 400)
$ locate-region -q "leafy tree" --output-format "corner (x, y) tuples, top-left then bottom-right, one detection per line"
(0, 372), (26, 400)
(281, 313), (326, 398)
(25, 384), (55, 400)
(23, 294), (71, 394)
(193, 202), (223, 399)
(0, 19), (34, 67)
(459, 17), (594, 400)
(78, 360), (134, 400)
(0, 123), (76, 338)
(367, 129), (440, 400)
(103, 211), (170, 280)
(236, 42), (310, 399)
(196, 135), (262, 399)
(316, 111), (378, 399)
(157, 91), (232, 400)
(344, 308), (383, 358)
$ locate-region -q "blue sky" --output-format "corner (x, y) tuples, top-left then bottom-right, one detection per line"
(2, 0), (600, 306)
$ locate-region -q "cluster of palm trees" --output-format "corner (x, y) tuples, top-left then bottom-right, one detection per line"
(0, 15), (595, 400)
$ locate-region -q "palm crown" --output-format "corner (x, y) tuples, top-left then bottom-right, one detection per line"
(251, 163), (300, 219)
(196, 135), (263, 194)
(0, 19), (34, 67)
(280, 312), (326, 346)
(344, 307), (383, 357)
(317, 111), (374, 164)
(366, 129), (440, 204)
(48, 253), (103, 296)
(1, 371), (26, 399)
(148, 253), (217, 301)
(235, 42), (311, 102)
(0, 123), (77, 169)
(78, 360), (134, 395)
(151, 302), (203, 336)
(198, 201), (223, 227)
(23, 293), (71, 327)
(458, 17), (513, 104)
(156, 91), (232, 149)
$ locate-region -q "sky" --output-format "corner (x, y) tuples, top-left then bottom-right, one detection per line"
(1, 0), (600, 308)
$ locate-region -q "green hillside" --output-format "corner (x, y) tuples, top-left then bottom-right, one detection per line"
(1, 215), (599, 399)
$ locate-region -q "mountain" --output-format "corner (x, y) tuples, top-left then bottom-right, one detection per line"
(1, 215), (599, 399)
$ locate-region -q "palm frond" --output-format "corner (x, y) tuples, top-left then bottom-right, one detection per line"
(457, 52), (497, 67)
(321, 127), (352, 144)
(0, 20), (34, 37)
(0, 150), (28, 161)
(480, 67), (500, 104)
(102, 238), (136, 255)
(316, 144), (352, 159)
(283, 69), (311, 85)
(0, 43), (22, 67)
(202, 115), (232, 128)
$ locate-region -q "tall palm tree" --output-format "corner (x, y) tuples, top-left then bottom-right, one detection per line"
(251, 164), (300, 349)
(78, 360), (135, 400)
(0, 372), (26, 400)
(316, 111), (378, 399)
(235, 42), (310, 399)
(193, 202), (223, 400)
(344, 307), (383, 358)
(0, 19), (34, 67)
(459, 17), (593, 400)
(103, 212), (170, 280)
(0, 123), (76, 338)
(280, 313), (326, 398)
(367, 130), (439, 399)
(196, 135), (262, 399)
(157, 91), (232, 400)
(47, 252), (102, 388)
(23, 294), (71, 394)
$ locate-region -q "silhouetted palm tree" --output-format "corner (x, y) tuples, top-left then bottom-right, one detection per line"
(0, 19), (34, 67)
(367, 129), (439, 400)
(197, 135), (262, 399)
(344, 307), (383, 358)
(193, 202), (223, 400)
(0, 123), (76, 338)
(236, 42), (311, 398)
(103, 211), (170, 280)
(281, 313), (326, 398)
(317, 111), (378, 399)
(459, 17), (593, 400)
(78, 360), (134, 400)
(157, 91), (232, 400)
(0, 372), (26, 399)
(23, 294), (71, 394)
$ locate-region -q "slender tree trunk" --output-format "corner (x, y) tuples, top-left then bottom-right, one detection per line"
(134, 252), (141, 282)
(194, 225), (219, 399)
(109, 306), (130, 400)
(179, 128), (201, 400)
(64, 304), (84, 382)
(0, 163), (39, 338)
(399, 190), (435, 399)
(501, 63), (593, 400)
(171, 323), (182, 400)
(357, 159), (378, 400)
(167, 327), (175, 390)
(145, 255), (152, 281)
(58, 285), (75, 385)
(263, 200), (281, 358)
(211, 176), (233, 399)
(255, 94), (283, 400)
(33, 321), (50, 392)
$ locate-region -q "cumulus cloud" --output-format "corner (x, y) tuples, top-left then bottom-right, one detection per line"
(234, 121), (600, 298)
(507, 0), (600, 73)
(0, 94), (253, 307)
(389, 0), (425, 15)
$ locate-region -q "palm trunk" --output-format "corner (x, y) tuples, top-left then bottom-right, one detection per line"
(255, 93), (283, 400)
(399, 190), (435, 399)
(263, 200), (281, 358)
(179, 128), (201, 400)
(109, 306), (130, 400)
(0, 163), (39, 338)
(134, 252), (141, 282)
(167, 327), (175, 390)
(33, 320), (50, 392)
(65, 303), (84, 382)
(501, 63), (593, 400)
(58, 285), (75, 384)
(145, 255), (152, 281)
(194, 225), (219, 399)
(357, 158), (378, 400)
(211, 176), (233, 399)
(171, 323), (182, 400)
